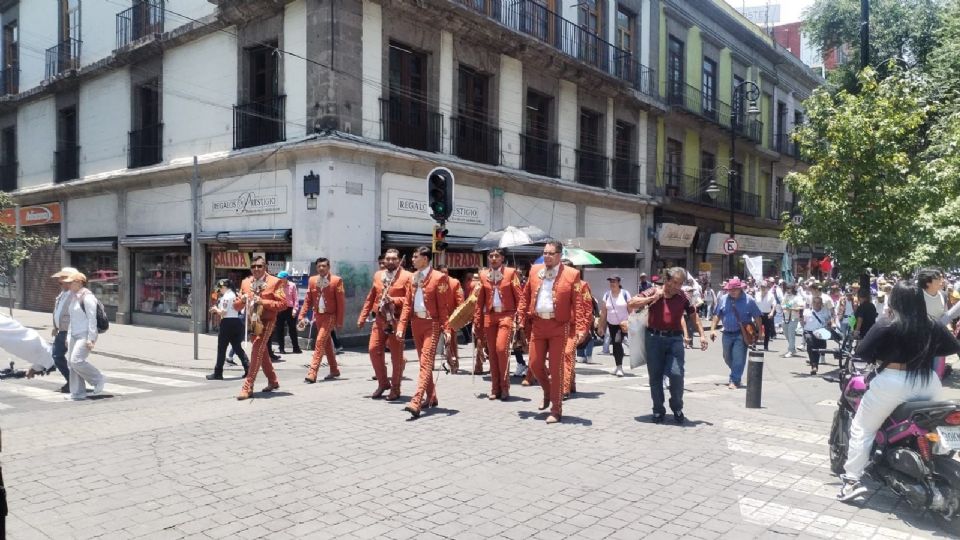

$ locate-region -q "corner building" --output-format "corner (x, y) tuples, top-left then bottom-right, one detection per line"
(0, 0), (817, 334)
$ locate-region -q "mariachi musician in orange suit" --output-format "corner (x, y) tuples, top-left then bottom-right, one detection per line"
(437, 265), (463, 373)
(358, 249), (413, 399)
(473, 248), (523, 401)
(297, 257), (345, 384)
(235, 256), (286, 400)
(396, 246), (451, 419)
(517, 240), (588, 424)
(564, 265), (594, 399)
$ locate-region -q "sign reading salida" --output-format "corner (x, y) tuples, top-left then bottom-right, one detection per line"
(204, 187), (288, 219)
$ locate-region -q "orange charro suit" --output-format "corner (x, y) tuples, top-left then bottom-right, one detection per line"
(518, 264), (587, 420)
(473, 266), (522, 398)
(443, 277), (464, 368)
(397, 267), (451, 413)
(358, 268), (413, 398)
(299, 273), (346, 382)
(564, 279), (594, 397)
(235, 274), (286, 398)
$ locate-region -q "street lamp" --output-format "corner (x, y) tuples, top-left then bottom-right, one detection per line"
(705, 79), (760, 278)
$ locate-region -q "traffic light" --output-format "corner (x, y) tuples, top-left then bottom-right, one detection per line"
(432, 224), (449, 253)
(427, 167), (455, 223)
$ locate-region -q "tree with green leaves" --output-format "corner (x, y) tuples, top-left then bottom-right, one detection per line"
(0, 192), (58, 315)
(783, 67), (940, 275)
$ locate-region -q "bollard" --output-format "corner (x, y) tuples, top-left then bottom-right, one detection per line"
(746, 350), (764, 409)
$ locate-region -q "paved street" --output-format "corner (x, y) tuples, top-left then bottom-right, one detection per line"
(2, 309), (959, 539)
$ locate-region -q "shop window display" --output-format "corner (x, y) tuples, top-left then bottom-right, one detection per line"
(72, 252), (120, 311)
(135, 251), (192, 317)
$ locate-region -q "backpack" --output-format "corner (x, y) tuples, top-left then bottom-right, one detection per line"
(80, 293), (110, 333)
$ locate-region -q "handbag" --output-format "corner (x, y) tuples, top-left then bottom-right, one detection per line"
(627, 309), (648, 368)
(731, 301), (758, 348)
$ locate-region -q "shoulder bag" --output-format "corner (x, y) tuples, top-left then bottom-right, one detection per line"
(731, 300), (757, 348)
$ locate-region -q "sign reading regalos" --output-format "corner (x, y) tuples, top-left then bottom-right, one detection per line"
(388, 189), (487, 226)
(204, 187), (288, 219)
(0, 202), (62, 227)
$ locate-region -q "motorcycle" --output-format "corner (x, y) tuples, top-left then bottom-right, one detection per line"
(825, 345), (960, 534)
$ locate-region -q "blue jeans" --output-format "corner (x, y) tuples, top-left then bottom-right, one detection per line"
(722, 332), (748, 385)
(53, 330), (70, 383)
(644, 332), (685, 415)
(784, 319), (798, 354)
(576, 336), (595, 360)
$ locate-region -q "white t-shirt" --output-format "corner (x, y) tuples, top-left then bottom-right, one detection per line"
(924, 289), (946, 321)
(603, 289), (631, 325)
(755, 290), (776, 313)
(218, 290), (242, 319)
(802, 307), (832, 332)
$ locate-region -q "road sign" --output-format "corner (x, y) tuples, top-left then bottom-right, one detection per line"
(791, 214), (803, 226)
(722, 237), (739, 255)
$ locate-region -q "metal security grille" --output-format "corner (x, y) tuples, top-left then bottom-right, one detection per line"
(22, 224), (61, 312)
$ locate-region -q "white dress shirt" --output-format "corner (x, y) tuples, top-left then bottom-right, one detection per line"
(218, 290), (242, 319)
(414, 267), (430, 312)
(318, 279), (327, 313)
(535, 275), (556, 313)
(755, 290), (776, 313)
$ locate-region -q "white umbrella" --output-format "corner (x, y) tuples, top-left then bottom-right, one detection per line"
(473, 225), (551, 251)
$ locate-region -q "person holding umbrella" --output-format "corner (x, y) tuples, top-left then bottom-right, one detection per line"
(473, 248), (523, 400)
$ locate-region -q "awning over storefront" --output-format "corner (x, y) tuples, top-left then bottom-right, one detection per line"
(63, 239), (117, 251)
(563, 237), (641, 254)
(656, 224), (697, 248)
(119, 234), (191, 248)
(196, 229), (291, 245)
(706, 233), (787, 254)
(381, 232), (542, 255)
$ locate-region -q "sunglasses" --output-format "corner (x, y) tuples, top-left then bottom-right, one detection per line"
(542, 251), (558, 255)
(250, 264), (264, 269)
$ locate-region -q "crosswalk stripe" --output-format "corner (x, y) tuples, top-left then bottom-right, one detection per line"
(724, 419), (829, 445)
(0, 402), (11, 410)
(100, 383), (151, 395)
(738, 497), (927, 539)
(106, 372), (203, 388)
(126, 365), (208, 379)
(731, 464), (837, 500)
(0, 385), (66, 402)
(727, 438), (829, 467)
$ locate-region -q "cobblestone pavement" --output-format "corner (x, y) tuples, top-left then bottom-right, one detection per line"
(1, 309), (957, 539)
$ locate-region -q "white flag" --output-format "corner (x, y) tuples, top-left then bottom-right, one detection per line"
(744, 255), (764, 283)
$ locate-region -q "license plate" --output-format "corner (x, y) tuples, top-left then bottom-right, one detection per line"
(937, 426), (960, 450)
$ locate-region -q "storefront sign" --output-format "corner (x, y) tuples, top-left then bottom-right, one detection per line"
(706, 233), (787, 254)
(698, 262), (712, 272)
(0, 203), (62, 227)
(388, 189), (488, 226)
(445, 252), (483, 270)
(656, 223), (697, 247)
(204, 187), (287, 219)
(213, 251), (250, 269)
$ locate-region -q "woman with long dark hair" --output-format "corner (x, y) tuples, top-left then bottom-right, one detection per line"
(207, 279), (250, 380)
(838, 282), (960, 501)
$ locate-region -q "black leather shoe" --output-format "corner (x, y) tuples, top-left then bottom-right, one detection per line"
(59, 383), (70, 393)
(673, 410), (685, 424)
(293, 349), (303, 354)
(206, 373), (224, 381)
(651, 413), (665, 424)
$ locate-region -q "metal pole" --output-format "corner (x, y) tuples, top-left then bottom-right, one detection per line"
(860, 0), (870, 69)
(729, 86), (737, 279)
(746, 349), (763, 408)
(191, 156), (200, 361)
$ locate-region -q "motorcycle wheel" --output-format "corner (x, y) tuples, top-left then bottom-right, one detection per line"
(829, 407), (850, 476)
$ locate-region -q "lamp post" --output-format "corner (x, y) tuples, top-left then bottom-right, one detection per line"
(705, 80), (760, 278)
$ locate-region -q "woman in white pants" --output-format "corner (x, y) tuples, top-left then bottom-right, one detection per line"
(62, 272), (106, 400)
(837, 282), (960, 501)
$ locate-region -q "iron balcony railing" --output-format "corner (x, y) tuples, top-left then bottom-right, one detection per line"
(55, 146), (80, 183)
(575, 148), (608, 188)
(0, 66), (18, 95)
(45, 38), (81, 78)
(454, 0), (657, 99)
(0, 161), (16, 192)
(769, 199), (788, 221)
(116, 1), (165, 49)
(380, 97), (442, 153)
(129, 123), (163, 168)
(648, 169), (761, 217)
(451, 116), (500, 165)
(774, 132), (801, 159)
(612, 158), (639, 194)
(233, 95), (286, 150)
(520, 133), (559, 178)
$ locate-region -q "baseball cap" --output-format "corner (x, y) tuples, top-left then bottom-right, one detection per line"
(51, 266), (79, 278)
(607, 275), (622, 282)
(277, 271), (289, 279)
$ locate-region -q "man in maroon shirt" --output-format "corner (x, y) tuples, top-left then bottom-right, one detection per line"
(629, 267), (709, 424)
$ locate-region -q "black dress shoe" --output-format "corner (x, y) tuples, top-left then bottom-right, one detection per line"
(293, 349), (303, 354)
(673, 410), (686, 424)
(206, 373), (224, 381)
(59, 383), (70, 393)
(278, 349), (287, 354)
(651, 413), (665, 424)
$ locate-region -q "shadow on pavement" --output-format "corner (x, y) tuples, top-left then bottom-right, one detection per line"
(569, 391), (604, 399)
(423, 407), (459, 418)
(633, 415), (714, 427)
(515, 411), (592, 425)
(252, 391), (294, 399)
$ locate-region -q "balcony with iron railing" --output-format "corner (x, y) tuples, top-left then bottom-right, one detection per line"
(773, 132), (801, 159)
(453, 0), (657, 99)
(575, 148), (608, 188)
(451, 116), (500, 166)
(520, 133), (559, 178)
(612, 158), (640, 195)
(55, 145), (80, 183)
(233, 95), (286, 150)
(647, 169), (761, 217)
(45, 38), (81, 78)
(0, 66), (18, 95)
(666, 81), (765, 145)
(129, 123), (163, 168)
(380, 97), (442, 153)
(116, 1), (165, 49)
(0, 161), (16, 192)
